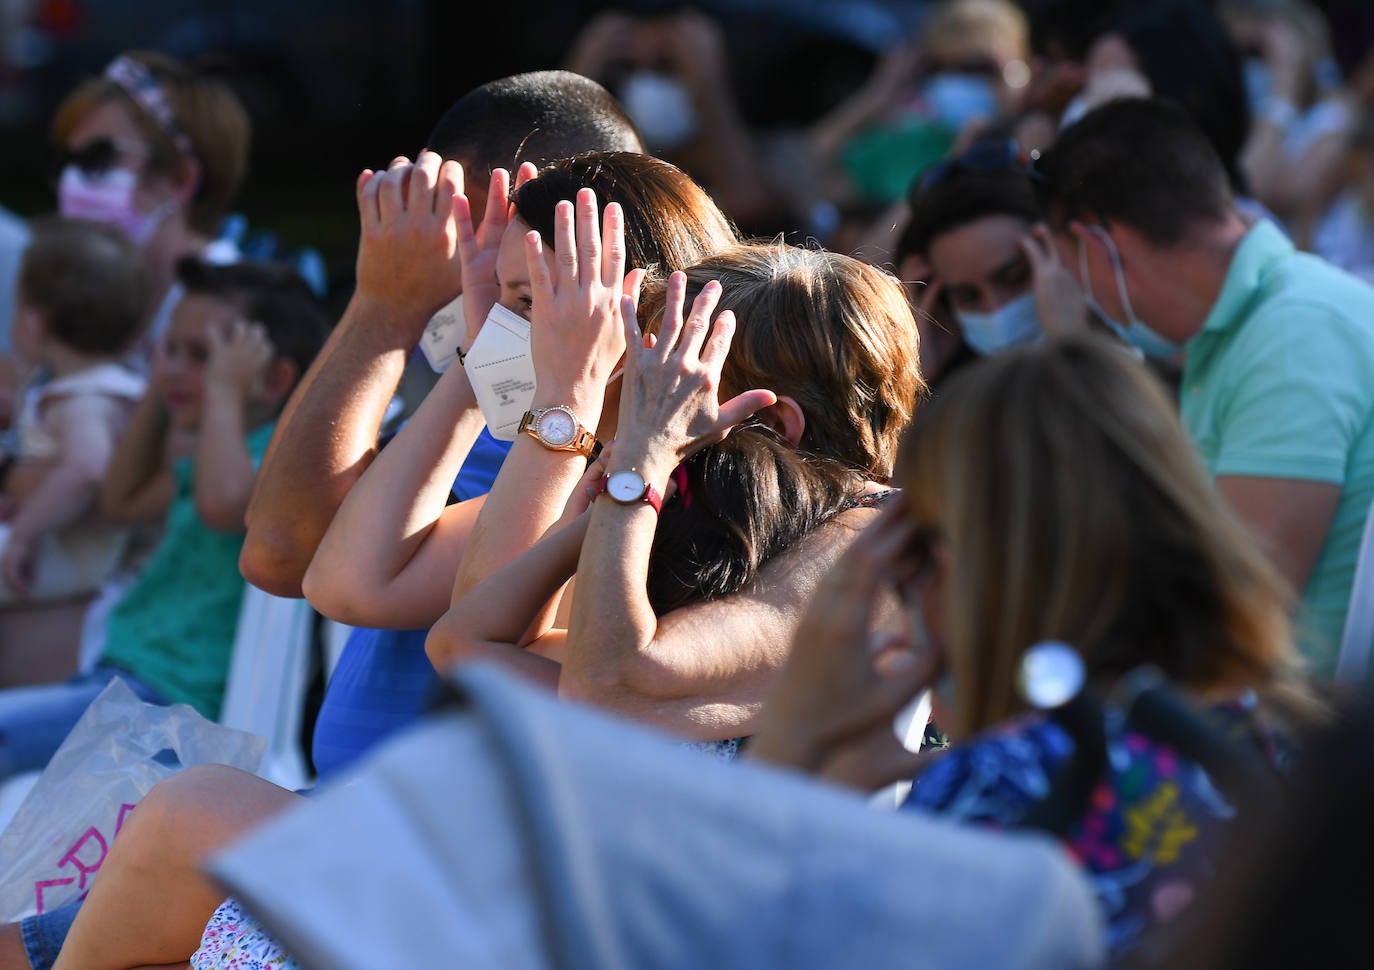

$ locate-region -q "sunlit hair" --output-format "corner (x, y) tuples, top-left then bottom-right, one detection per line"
(511, 152), (737, 294)
(641, 243), (926, 481)
(924, 0), (1029, 65)
(894, 335), (1310, 739)
(52, 51), (251, 236)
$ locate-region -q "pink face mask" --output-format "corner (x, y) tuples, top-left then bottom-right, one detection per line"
(58, 166), (173, 246)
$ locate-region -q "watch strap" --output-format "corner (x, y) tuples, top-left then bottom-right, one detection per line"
(518, 407), (600, 459)
(596, 473), (664, 514)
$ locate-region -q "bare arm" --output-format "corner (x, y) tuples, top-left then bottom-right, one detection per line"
(242, 153), (470, 595)
(1216, 475), (1341, 597)
(561, 276), (784, 739)
(0, 395), (125, 594)
(425, 513), (588, 689)
(448, 191), (633, 609)
(98, 388), (174, 526)
(301, 162), (517, 627)
(300, 373), (488, 626)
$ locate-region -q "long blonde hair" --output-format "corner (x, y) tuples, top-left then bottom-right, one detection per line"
(895, 336), (1305, 738)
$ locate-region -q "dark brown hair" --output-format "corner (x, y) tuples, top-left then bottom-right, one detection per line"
(511, 152), (737, 294)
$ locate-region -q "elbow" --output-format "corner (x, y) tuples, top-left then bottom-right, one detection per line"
(424, 624), (461, 675)
(558, 654), (660, 709)
(239, 530), (309, 598)
(301, 554), (386, 626)
(423, 606), (491, 674)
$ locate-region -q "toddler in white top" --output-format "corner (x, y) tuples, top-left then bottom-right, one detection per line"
(0, 217), (147, 603)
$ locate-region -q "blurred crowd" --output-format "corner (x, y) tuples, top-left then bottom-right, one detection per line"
(0, 0), (1372, 968)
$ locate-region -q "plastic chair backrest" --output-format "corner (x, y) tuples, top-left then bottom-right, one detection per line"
(218, 587), (317, 791)
(1336, 499), (1374, 685)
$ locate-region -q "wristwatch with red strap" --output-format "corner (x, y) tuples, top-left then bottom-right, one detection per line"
(596, 468), (664, 514)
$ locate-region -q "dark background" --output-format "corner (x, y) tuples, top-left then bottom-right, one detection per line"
(0, 0), (927, 298)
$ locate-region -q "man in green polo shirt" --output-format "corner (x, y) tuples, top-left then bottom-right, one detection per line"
(1035, 98), (1374, 678)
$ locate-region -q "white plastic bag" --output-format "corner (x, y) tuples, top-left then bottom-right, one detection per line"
(0, 678), (264, 921)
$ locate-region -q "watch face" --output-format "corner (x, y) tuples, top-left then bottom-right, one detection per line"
(607, 469), (648, 503)
(536, 408), (578, 447)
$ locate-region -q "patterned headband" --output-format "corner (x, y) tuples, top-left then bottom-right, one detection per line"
(104, 55), (194, 157)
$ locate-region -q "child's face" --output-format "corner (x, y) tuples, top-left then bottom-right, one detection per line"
(153, 293), (237, 429)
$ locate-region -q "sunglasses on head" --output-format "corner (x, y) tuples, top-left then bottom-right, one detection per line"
(913, 138), (1045, 196)
(54, 138), (148, 179)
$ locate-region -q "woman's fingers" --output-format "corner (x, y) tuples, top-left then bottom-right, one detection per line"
(553, 199), (577, 284)
(601, 202), (626, 291)
(622, 267), (646, 310)
(657, 271), (688, 363)
(620, 294), (644, 378)
(714, 388), (779, 435)
(676, 281), (721, 362)
(526, 230), (555, 314)
(575, 188), (600, 289)
(698, 305), (737, 371)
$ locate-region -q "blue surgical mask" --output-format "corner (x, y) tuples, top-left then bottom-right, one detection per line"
(1077, 228), (1186, 359)
(955, 293), (1042, 355)
(922, 74), (999, 133)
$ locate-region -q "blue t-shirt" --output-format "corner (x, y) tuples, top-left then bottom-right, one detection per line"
(310, 427), (511, 778)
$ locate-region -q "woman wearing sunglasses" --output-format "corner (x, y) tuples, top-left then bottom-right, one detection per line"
(751, 335), (1323, 958)
(50, 51), (251, 346)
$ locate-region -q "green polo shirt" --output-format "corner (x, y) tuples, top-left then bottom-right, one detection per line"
(1181, 220), (1374, 677)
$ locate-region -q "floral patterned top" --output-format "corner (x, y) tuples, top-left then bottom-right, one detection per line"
(901, 697), (1286, 957)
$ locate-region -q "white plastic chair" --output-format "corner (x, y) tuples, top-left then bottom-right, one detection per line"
(1335, 500), (1374, 686)
(218, 588), (318, 792)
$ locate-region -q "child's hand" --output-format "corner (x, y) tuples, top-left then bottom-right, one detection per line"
(1, 534), (34, 598)
(206, 320), (274, 399)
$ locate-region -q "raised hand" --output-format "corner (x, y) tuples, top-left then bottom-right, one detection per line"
(749, 503), (941, 791)
(611, 271), (777, 486)
(524, 187), (639, 423)
(205, 319), (275, 399)
(453, 166), (512, 346)
(1021, 224), (1089, 336)
(354, 150), (465, 327)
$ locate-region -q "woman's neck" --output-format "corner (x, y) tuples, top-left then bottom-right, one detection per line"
(143, 215), (213, 322)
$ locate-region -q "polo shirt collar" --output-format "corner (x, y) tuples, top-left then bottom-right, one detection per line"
(1199, 219), (1294, 337)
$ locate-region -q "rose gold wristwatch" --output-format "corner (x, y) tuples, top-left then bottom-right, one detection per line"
(517, 406), (601, 459)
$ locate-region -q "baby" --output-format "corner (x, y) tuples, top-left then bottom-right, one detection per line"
(0, 218), (147, 614)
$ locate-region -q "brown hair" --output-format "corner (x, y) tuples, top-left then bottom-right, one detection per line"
(511, 151), (737, 294)
(52, 51), (251, 236)
(643, 243), (926, 480)
(19, 216), (147, 355)
(894, 335), (1308, 739)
